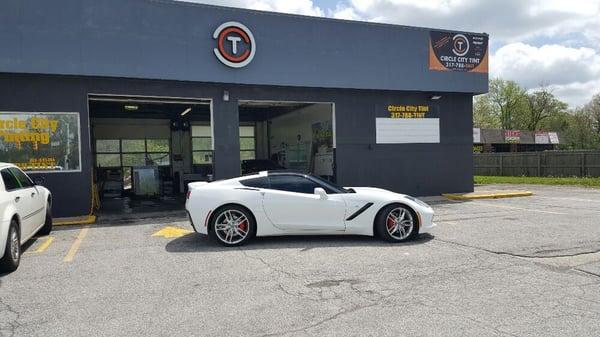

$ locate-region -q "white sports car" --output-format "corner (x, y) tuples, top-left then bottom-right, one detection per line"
(186, 171), (435, 246)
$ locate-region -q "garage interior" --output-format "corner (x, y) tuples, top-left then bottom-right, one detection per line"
(89, 97), (335, 215)
(89, 95), (212, 214)
(238, 100), (335, 180)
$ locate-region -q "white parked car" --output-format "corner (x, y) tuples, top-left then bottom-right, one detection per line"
(186, 171), (435, 246)
(0, 163), (52, 273)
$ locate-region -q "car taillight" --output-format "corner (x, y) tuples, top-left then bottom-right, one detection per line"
(186, 190), (192, 199)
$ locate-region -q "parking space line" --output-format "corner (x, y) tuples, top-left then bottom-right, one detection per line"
(34, 236), (55, 253)
(474, 201), (567, 215)
(63, 227), (90, 263)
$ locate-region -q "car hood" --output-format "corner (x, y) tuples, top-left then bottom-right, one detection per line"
(347, 187), (407, 199)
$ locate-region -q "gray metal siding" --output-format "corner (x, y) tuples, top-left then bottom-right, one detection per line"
(0, 0), (487, 94)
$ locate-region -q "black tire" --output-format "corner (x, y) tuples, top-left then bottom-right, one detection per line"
(38, 202), (52, 236)
(0, 219), (21, 273)
(208, 205), (256, 247)
(375, 204), (419, 243)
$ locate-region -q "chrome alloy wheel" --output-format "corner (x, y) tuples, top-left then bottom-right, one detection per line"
(214, 210), (250, 244)
(9, 226), (20, 261)
(386, 207), (414, 240)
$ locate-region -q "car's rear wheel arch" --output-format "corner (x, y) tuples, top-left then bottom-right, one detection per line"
(373, 202), (419, 236)
(208, 203), (257, 237)
(11, 215), (21, 236)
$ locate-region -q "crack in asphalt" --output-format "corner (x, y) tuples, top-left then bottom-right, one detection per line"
(241, 244), (554, 337)
(0, 296), (21, 337)
(576, 268), (600, 279)
(433, 237), (600, 261)
(238, 248), (301, 280)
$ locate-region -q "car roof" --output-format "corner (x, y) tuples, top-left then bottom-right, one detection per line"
(0, 162), (16, 169)
(237, 170), (307, 180)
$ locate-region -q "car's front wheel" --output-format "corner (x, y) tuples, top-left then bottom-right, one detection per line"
(376, 204), (419, 243)
(209, 205), (255, 247)
(0, 219), (21, 273)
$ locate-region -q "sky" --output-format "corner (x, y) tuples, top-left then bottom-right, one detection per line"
(180, 0), (600, 108)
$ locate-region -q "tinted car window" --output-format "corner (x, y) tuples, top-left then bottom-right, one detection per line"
(9, 168), (34, 188)
(268, 175), (321, 194)
(1, 169), (21, 191)
(240, 176), (270, 189)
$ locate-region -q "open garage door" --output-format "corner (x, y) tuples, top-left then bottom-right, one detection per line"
(238, 100), (335, 180)
(88, 95), (212, 215)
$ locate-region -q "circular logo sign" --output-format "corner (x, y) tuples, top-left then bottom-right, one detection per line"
(213, 21), (256, 68)
(452, 34), (470, 57)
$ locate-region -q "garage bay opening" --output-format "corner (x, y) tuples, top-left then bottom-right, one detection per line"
(238, 100), (335, 181)
(89, 95), (212, 215)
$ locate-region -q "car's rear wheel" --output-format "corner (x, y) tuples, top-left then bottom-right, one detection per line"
(0, 219), (21, 273)
(209, 205), (255, 247)
(376, 204), (419, 243)
(38, 201), (52, 236)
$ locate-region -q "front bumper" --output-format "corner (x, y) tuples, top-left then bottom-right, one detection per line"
(417, 207), (436, 234)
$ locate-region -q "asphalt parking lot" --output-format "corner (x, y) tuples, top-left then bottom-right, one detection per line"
(1, 184), (600, 337)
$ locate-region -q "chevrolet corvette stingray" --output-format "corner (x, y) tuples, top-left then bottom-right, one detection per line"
(186, 171), (435, 246)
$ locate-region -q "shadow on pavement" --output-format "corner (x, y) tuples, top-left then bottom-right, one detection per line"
(165, 233), (434, 253)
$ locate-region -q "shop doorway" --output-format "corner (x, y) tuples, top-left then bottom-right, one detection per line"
(88, 95), (212, 215)
(238, 100), (336, 181)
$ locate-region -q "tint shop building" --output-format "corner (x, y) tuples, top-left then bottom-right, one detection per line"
(0, 0), (489, 217)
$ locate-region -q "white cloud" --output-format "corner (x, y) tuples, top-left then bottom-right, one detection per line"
(177, 0), (324, 16)
(491, 43), (600, 106)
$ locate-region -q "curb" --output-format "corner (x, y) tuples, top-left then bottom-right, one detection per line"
(54, 215), (97, 227)
(442, 191), (533, 200)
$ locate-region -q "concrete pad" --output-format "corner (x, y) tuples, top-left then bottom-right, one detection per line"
(442, 190), (533, 200)
(54, 215), (96, 226)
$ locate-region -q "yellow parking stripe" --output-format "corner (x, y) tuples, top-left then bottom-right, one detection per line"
(34, 236), (55, 253)
(63, 227), (90, 263)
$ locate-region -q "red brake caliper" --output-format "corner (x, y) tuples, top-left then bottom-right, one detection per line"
(238, 220), (248, 232)
(387, 217), (395, 231)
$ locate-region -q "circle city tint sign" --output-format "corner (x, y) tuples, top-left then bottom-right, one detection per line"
(429, 31), (488, 73)
(452, 34), (469, 57)
(213, 21), (256, 68)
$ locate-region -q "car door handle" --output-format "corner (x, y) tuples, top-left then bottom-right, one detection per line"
(14, 196), (20, 202)
(31, 192), (36, 197)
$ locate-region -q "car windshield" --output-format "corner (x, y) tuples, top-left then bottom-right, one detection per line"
(308, 174), (353, 194)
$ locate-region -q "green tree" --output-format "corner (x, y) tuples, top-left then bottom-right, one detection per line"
(523, 85), (569, 131)
(586, 93), (600, 135)
(488, 78), (528, 129)
(564, 108), (598, 149)
(473, 94), (499, 128)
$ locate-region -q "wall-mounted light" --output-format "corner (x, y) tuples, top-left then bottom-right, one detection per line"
(430, 95), (442, 101)
(180, 107), (192, 116)
(223, 90), (230, 102)
(124, 105), (139, 111)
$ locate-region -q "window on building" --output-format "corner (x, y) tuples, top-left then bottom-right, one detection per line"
(191, 125), (213, 165)
(95, 139), (171, 168)
(240, 125), (256, 161)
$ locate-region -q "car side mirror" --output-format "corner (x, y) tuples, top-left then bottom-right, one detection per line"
(314, 187), (328, 200)
(33, 176), (45, 185)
